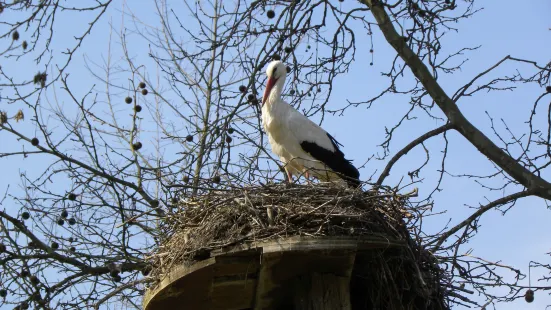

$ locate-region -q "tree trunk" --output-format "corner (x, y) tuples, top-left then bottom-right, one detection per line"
(291, 273), (351, 310)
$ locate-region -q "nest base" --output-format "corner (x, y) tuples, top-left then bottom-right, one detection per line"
(144, 236), (413, 310)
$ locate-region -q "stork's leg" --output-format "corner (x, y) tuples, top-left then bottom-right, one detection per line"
(304, 171), (312, 185)
(285, 168), (293, 184)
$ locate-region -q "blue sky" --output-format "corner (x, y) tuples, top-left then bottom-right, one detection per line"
(0, 0), (550, 309)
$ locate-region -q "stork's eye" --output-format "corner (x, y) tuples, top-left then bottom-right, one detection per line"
(272, 67), (277, 76)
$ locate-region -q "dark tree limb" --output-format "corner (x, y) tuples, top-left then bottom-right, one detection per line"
(429, 189), (535, 251)
(377, 123), (454, 185)
(363, 0), (551, 200)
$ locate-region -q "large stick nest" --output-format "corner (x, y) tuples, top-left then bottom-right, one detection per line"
(149, 183), (449, 309)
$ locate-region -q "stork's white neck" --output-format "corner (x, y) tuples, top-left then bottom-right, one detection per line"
(265, 75), (286, 109)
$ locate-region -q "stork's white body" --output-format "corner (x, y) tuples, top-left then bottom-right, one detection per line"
(262, 97), (341, 182)
(261, 61), (360, 187)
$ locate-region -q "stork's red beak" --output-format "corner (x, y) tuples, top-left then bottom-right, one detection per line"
(262, 77), (277, 105)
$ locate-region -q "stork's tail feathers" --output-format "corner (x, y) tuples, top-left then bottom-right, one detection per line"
(324, 133), (360, 188)
(338, 161), (361, 188)
(300, 139), (361, 188)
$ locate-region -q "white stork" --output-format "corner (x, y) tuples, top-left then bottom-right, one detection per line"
(261, 60), (360, 188)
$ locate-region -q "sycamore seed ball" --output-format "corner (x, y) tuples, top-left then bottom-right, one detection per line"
(141, 266), (151, 276)
(30, 275), (39, 285)
(525, 289), (534, 303)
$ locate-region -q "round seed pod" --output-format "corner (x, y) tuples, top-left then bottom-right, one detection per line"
(141, 266), (152, 276)
(212, 175), (221, 183)
(30, 275), (40, 285)
(525, 289), (534, 303)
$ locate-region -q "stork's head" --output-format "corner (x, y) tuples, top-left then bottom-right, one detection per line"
(262, 60), (287, 105)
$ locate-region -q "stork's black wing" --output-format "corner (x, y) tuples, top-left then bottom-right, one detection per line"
(300, 133), (360, 187)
